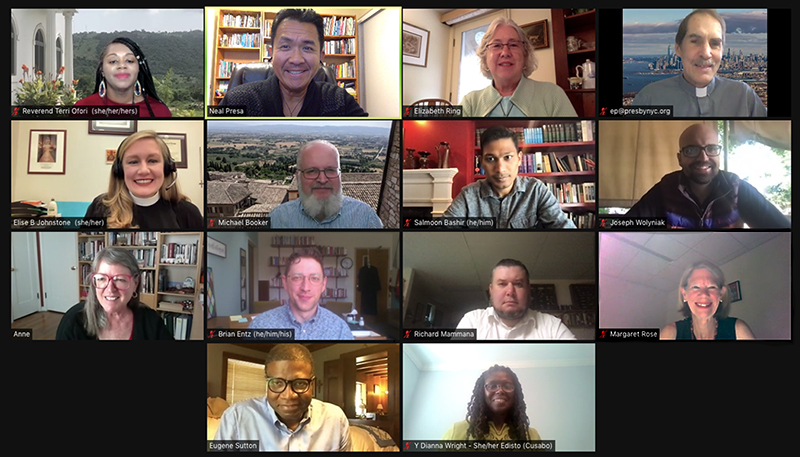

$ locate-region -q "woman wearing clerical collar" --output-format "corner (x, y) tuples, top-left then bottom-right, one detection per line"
(460, 17), (576, 118)
(442, 365), (541, 440)
(84, 130), (202, 229)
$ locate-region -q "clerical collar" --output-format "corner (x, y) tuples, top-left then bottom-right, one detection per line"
(680, 74), (716, 98)
(695, 86), (707, 97)
(130, 191), (160, 207)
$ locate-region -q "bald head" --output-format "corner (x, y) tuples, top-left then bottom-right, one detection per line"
(677, 123), (721, 186)
(679, 124), (719, 150)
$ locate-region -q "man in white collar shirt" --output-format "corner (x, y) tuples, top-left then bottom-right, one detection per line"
(213, 344), (351, 451)
(269, 140), (383, 228)
(457, 259), (576, 339)
(631, 9), (766, 117)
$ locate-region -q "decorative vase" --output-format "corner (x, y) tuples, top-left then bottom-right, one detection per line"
(403, 148), (418, 169)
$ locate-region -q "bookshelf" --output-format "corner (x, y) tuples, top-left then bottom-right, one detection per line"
(267, 236), (349, 305)
(530, 282), (596, 330)
(79, 231), (204, 340)
(552, 8), (596, 117)
(210, 9), (359, 105)
(471, 120), (597, 228)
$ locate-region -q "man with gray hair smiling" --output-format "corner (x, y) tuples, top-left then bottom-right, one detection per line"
(269, 140), (383, 228)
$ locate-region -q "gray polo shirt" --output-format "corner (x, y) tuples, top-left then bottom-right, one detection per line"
(443, 177), (576, 229)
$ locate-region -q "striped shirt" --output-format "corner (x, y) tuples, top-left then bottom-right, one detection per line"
(249, 304), (354, 340)
(269, 196), (383, 228)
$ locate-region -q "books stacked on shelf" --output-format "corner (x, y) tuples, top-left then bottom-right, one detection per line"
(109, 232), (157, 247)
(216, 81), (229, 97)
(80, 264), (92, 287)
(270, 276), (282, 287)
(162, 312), (193, 340)
(323, 267), (348, 277)
(141, 271), (156, 294)
(220, 33), (261, 48)
(519, 152), (595, 174)
(523, 122), (594, 144)
(160, 242), (198, 265)
(269, 256), (288, 267)
(272, 235), (315, 246)
(79, 238), (105, 261)
(222, 12), (260, 28)
(158, 300), (192, 313)
(319, 246), (347, 256)
(332, 61), (355, 78)
(217, 60), (239, 78)
(558, 308), (596, 328)
(324, 288), (347, 299)
(132, 248), (156, 268)
(325, 38), (355, 54)
(323, 16), (355, 36)
(545, 182), (596, 204)
(567, 212), (596, 229)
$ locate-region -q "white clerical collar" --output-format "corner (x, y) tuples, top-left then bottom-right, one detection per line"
(130, 191), (160, 207)
(695, 86), (708, 98)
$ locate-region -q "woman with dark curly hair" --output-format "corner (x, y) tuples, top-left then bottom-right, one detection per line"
(442, 365), (540, 440)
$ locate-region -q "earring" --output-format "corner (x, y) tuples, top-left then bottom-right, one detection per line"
(99, 78), (106, 98)
(132, 291), (139, 299)
(134, 80), (142, 96)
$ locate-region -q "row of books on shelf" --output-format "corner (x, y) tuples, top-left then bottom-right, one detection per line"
(272, 236), (316, 246)
(566, 212), (595, 229)
(269, 256), (289, 267)
(323, 267), (348, 277)
(162, 312), (193, 340)
(140, 271), (156, 294)
(132, 248), (157, 268)
(158, 300), (194, 313)
(332, 62), (355, 78)
(222, 13), (261, 28)
(217, 60), (239, 78)
(324, 38), (355, 55)
(324, 288), (347, 298)
(109, 231), (158, 247)
(560, 311), (596, 328)
(545, 181), (596, 204)
(219, 33), (261, 48)
(323, 16), (356, 37)
(79, 239), (105, 261)
(475, 121), (595, 147)
(529, 152), (595, 174)
(161, 243), (199, 265)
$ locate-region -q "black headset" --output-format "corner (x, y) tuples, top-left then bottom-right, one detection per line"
(112, 135), (177, 184)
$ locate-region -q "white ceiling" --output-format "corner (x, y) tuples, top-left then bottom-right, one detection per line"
(599, 232), (785, 292)
(402, 232), (595, 306)
(404, 343), (595, 372)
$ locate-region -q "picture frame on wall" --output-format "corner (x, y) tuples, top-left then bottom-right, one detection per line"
(728, 280), (742, 302)
(403, 22), (430, 67)
(521, 19), (549, 49)
(208, 237), (226, 258)
(88, 120), (137, 135)
(158, 132), (188, 168)
(28, 130), (67, 174)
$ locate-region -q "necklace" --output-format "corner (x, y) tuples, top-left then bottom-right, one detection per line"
(690, 317), (718, 340)
(283, 98), (303, 117)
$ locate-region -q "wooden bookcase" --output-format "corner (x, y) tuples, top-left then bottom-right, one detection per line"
(210, 9), (359, 105)
(78, 231), (204, 340)
(471, 120), (596, 228)
(530, 282), (596, 330)
(552, 8), (596, 117)
(267, 236), (349, 304)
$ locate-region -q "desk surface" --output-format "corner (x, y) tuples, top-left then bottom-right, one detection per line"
(207, 313), (387, 340)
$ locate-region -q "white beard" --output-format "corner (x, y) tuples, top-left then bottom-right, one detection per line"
(299, 184), (344, 221)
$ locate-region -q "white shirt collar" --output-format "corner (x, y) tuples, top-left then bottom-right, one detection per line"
(129, 191), (160, 207)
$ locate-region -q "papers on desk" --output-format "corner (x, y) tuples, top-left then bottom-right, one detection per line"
(229, 315), (249, 323)
(352, 330), (380, 338)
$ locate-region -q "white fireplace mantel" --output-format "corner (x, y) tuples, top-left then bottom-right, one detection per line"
(402, 168), (459, 216)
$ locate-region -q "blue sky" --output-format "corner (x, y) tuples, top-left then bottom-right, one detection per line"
(622, 9), (767, 56)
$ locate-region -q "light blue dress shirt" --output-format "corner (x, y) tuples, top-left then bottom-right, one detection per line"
(249, 304), (354, 340)
(269, 197), (383, 228)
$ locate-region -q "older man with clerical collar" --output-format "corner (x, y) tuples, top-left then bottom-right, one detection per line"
(219, 8), (366, 117)
(443, 125), (575, 229)
(269, 140), (383, 228)
(249, 248), (354, 339)
(456, 259), (576, 339)
(626, 123), (790, 228)
(213, 344), (351, 451)
(631, 9), (766, 117)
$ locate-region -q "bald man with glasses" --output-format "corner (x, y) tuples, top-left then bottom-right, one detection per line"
(625, 123), (790, 228)
(213, 344), (351, 451)
(249, 248), (354, 339)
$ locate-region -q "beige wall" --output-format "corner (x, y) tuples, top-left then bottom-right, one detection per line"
(11, 120), (205, 208)
(402, 9), (451, 104)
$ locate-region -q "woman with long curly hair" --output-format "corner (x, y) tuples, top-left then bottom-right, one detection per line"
(442, 365), (540, 440)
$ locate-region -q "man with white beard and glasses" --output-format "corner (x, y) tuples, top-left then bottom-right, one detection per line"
(456, 259), (576, 339)
(269, 140), (383, 228)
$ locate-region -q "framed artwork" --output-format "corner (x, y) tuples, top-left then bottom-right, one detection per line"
(208, 237), (226, 258)
(105, 148), (117, 164)
(403, 22), (430, 67)
(206, 267), (217, 319)
(28, 130), (67, 174)
(88, 120), (137, 135)
(521, 19), (549, 49)
(158, 132), (188, 169)
(728, 280), (742, 302)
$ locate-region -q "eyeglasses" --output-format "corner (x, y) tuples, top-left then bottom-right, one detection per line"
(484, 381), (515, 393)
(91, 273), (137, 290)
(485, 40), (524, 53)
(300, 168), (340, 179)
(680, 144), (722, 158)
(287, 274), (324, 285)
(267, 377), (315, 394)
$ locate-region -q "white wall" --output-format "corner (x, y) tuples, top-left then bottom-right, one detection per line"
(360, 8), (401, 117)
(11, 9), (69, 97)
(11, 120), (205, 208)
(509, 9), (557, 85)
(401, 9), (451, 104)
